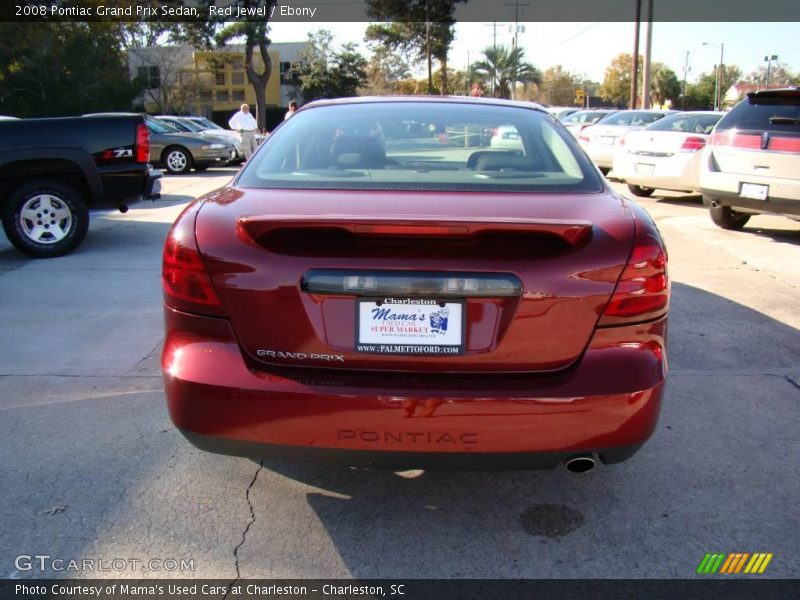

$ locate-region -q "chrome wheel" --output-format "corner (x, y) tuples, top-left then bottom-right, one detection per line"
(166, 149), (189, 173)
(18, 194), (73, 245)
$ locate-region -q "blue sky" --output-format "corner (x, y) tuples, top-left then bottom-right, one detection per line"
(269, 21), (800, 83)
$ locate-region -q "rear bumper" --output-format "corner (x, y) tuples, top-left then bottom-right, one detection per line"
(701, 171), (800, 216)
(614, 153), (700, 192)
(162, 307), (668, 468)
(181, 430), (643, 469)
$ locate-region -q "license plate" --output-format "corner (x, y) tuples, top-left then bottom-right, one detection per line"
(597, 136), (616, 145)
(740, 183), (768, 200)
(635, 163), (655, 175)
(356, 298), (464, 355)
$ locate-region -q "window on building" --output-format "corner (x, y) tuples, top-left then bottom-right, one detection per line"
(232, 71), (245, 86)
(137, 66), (160, 90)
(200, 90), (212, 101)
(232, 89), (245, 101)
(280, 61), (300, 84)
(215, 70), (226, 86)
(217, 90), (230, 102)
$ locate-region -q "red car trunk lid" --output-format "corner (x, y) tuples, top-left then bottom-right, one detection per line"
(195, 187), (634, 373)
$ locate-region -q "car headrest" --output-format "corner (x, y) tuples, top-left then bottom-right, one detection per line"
(469, 151), (539, 171)
(331, 136), (385, 168)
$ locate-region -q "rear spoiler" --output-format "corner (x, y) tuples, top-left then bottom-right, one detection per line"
(238, 215), (593, 246)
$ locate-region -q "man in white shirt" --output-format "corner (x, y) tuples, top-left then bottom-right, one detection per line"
(228, 104), (258, 160)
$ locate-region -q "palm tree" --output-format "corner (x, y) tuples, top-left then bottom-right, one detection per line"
(472, 45), (541, 99)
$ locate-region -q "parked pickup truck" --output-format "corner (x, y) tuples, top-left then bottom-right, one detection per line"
(0, 113), (161, 257)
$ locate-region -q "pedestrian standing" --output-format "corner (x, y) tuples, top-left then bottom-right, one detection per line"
(228, 104), (258, 160)
(284, 101), (298, 121)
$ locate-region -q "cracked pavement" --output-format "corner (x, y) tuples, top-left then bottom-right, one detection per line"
(0, 172), (798, 579)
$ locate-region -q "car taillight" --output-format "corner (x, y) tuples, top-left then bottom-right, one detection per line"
(136, 123), (150, 163)
(163, 206), (225, 316)
(680, 136), (706, 152)
(598, 221), (668, 326)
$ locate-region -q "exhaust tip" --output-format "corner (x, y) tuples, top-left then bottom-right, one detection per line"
(565, 455), (596, 474)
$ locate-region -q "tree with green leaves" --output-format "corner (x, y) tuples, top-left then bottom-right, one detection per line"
(600, 53), (638, 107)
(684, 65), (742, 110)
(539, 65), (582, 106)
(365, 0), (466, 95)
(745, 62), (798, 88)
(362, 48), (412, 96)
(471, 45), (541, 100)
(0, 22), (140, 117)
(296, 30), (368, 103)
(650, 63), (681, 107)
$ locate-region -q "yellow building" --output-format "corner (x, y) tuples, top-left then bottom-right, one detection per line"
(129, 43), (305, 117)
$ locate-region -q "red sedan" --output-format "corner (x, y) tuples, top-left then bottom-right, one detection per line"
(162, 97), (669, 472)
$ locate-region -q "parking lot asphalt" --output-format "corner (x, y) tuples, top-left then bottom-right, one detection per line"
(1, 169), (798, 580)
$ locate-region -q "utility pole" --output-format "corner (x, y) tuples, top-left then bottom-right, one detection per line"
(466, 50), (470, 95)
(641, 0), (654, 109)
(681, 51), (690, 110)
(426, 0), (432, 95)
(484, 22), (500, 96)
(630, 0), (641, 109)
(764, 54), (778, 87)
(504, 0), (529, 100)
(703, 42), (724, 110)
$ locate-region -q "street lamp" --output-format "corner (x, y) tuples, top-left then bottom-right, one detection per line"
(764, 54), (778, 87)
(702, 42), (724, 111)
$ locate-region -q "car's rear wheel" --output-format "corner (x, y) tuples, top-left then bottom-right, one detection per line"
(709, 203), (751, 230)
(628, 184), (655, 197)
(163, 146), (193, 175)
(2, 180), (89, 258)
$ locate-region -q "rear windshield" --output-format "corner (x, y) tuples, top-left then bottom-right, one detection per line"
(237, 102), (603, 193)
(596, 111), (667, 127)
(173, 119), (205, 132)
(146, 118), (179, 134)
(159, 118), (194, 132)
(646, 113), (722, 134)
(716, 94), (800, 134)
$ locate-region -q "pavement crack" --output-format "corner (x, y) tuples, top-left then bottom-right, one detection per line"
(785, 376), (800, 392)
(225, 460), (263, 597)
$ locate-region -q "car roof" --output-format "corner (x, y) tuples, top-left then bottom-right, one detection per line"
(301, 95), (550, 115)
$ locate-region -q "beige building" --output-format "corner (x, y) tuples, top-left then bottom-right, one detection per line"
(128, 43), (307, 117)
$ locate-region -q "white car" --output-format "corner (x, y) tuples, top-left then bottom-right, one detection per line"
(700, 87), (800, 230)
(579, 110), (672, 171)
(545, 106), (580, 120)
(612, 111), (724, 197)
(561, 109), (618, 139)
(186, 115), (268, 146)
(489, 125), (524, 150)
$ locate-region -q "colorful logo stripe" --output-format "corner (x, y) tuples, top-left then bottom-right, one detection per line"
(697, 553), (773, 574)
